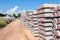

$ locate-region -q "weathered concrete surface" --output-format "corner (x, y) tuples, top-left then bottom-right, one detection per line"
(0, 20), (39, 40)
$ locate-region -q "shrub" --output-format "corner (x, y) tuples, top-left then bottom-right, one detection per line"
(18, 13), (21, 17)
(13, 13), (18, 18)
(0, 19), (7, 28)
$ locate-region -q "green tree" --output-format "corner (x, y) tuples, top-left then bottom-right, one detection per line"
(18, 13), (21, 18)
(13, 13), (17, 18)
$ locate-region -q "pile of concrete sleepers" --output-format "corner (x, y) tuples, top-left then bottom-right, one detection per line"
(53, 6), (60, 40)
(31, 11), (39, 37)
(37, 4), (60, 40)
(37, 4), (55, 40)
(21, 4), (60, 40)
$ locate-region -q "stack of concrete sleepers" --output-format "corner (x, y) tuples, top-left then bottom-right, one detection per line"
(25, 10), (33, 30)
(53, 5), (60, 40)
(37, 4), (58, 40)
(31, 11), (39, 37)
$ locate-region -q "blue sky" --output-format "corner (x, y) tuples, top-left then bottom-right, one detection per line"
(0, 0), (60, 12)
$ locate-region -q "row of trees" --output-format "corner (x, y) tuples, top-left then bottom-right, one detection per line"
(13, 13), (21, 18)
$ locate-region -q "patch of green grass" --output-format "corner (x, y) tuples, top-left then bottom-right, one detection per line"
(0, 19), (7, 28)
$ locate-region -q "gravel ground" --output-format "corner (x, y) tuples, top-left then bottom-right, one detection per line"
(0, 20), (39, 40)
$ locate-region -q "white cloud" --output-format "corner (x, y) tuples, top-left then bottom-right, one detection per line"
(11, 6), (18, 11)
(7, 6), (19, 15)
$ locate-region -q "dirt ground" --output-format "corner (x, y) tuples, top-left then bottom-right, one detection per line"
(0, 20), (39, 40)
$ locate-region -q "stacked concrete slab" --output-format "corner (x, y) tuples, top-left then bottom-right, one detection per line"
(20, 4), (60, 40)
(20, 15), (27, 25)
(25, 10), (33, 30)
(21, 10), (39, 37)
(37, 4), (58, 40)
(53, 5), (60, 40)
(31, 10), (39, 37)
(20, 10), (33, 31)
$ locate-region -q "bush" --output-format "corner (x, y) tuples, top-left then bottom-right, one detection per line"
(0, 19), (7, 28)
(18, 13), (21, 17)
(13, 13), (18, 18)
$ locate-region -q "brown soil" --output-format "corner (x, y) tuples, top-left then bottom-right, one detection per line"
(0, 20), (39, 40)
